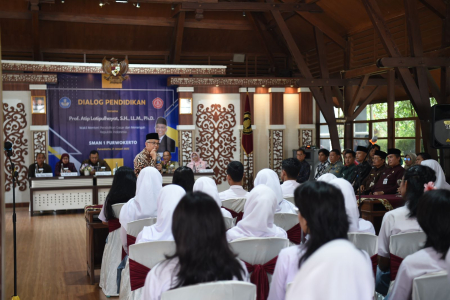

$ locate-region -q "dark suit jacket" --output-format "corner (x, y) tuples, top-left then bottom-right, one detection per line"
(80, 159), (111, 176)
(159, 135), (176, 153)
(28, 163), (53, 178)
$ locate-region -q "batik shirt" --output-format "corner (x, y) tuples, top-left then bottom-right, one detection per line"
(133, 148), (156, 177)
(314, 161), (330, 180)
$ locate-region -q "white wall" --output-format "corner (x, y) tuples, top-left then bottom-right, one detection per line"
(284, 93), (300, 159)
(253, 93), (270, 174)
(192, 93), (241, 192)
(3, 91), (32, 203)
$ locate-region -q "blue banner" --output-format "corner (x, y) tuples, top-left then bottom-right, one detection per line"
(47, 73), (178, 172)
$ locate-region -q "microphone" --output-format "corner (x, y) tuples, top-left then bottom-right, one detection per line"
(369, 136), (378, 145)
(4, 141), (13, 157)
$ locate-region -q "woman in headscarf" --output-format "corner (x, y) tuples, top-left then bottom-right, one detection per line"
(316, 173), (337, 183)
(404, 153), (417, 170)
(186, 151), (208, 172)
(54, 153), (77, 176)
(135, 185), (185, 243)
(270, 181), (374, 300)
(330, 178), (375, 234)
(226, 185), (287, 242)
(119, 167), (162, 253)
(254, 168), (296, 214)
(193, 177), (232, 218)
(421, 159), (450, 190)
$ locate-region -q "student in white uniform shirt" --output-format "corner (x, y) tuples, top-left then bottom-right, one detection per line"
(218, 161), (249, 201)
(386, 189), (450, 300)
(280, 158), (301, 197)
(118, 167), (162, 253)
(254, 168), (297, 214)
(135, 185), (185, 244)
(141, 192), (249, 300)
(226, 185), (287, 242)
(193, 177), (232, 218)
(376, 165), (436, 296)
(269, 181), (374, 300)
(329, 178), (375, 235)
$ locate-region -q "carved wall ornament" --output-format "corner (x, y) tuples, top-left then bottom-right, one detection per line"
(179, 130), (194, 167)
(169, 77), (298, 87)
(196, 103), (237, 185)
(2, 73), (57, 84)
(269, 129), (284, 178)
(3, 103), (29, 192)
(301, 129), (313, 147)
(102, 57), (130, 83)
(33, 131), (47, 162)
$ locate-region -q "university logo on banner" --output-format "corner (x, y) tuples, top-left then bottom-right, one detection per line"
(59, 97), (71, 109)
(152, 97), (164, 109)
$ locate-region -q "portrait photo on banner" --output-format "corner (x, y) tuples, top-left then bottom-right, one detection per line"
(46, 73), (179, 172)
(31, 96), (46, 114)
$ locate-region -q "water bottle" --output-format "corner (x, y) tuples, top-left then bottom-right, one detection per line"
(156, 154), (161, 165)
(113, 162), (118, 175)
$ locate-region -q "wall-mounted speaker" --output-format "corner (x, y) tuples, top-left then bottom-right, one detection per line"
(431, 104), (450, 148)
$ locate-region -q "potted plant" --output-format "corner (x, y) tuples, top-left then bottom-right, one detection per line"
(80, 164), (93, 176)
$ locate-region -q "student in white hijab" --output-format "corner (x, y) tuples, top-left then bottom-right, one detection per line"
(330, 178), (375, 234)
(254, 168), (296, 214)
(269, 181), (373, 300)
(316, 173), (337, 183)
(421, 159), (450, 190)
(286, 239), (374, 300)
(119, 167), (162, 253)
(135, 185), (186, 244)
(193, 177), (232, 218)
(226, 185), (287, 242)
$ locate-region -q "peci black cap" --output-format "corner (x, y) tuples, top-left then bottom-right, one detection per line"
(156, 117), (167, 126)
(388, 148), (401, 156)
(374, 150), (387, 160)
(146, 133), (159, 140)
(356, 146), (368, 153)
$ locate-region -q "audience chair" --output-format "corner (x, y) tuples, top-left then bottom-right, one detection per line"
(119, 217), (157, 300)
(283, 194), (294, 204)
(388, 231), (427, 294)
(230, 237), (289, 300)
(274, 213), (302, 245)
(120, 241), (176, 300)
(222, 198), (246, 224)
(348, 232), (378, 277)
(223, 216), (235, 230)
(161, 281), (256, 300)
(100, 203), (126, 297)
(412, 271), (450, 300)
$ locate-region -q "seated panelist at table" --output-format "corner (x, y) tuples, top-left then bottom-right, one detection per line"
(186, 151), (209, 172)
(372, 148), (405, 195)
(28, 152), (52, 178)
(80, 150), (111, 176)
(55, 153), (77, 176)
(160, 150), (179, 174)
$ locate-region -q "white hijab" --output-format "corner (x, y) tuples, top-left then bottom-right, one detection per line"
(193, 177), (232, 218)
(140, 185), (185, 242)
(119, 167), (162, 231)
(329, 178), (375, 235)
(421, 159), (450, 190)
(286, 239), (374, 300)
(254, 168), (284, 208)
(226, 185), (287, 241)
(317, 173), (337, 183)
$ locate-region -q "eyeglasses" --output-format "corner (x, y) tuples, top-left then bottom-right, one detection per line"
(147, 142), (160, 146)
(404, 158), (411, 161)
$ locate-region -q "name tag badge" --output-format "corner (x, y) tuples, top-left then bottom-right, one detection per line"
(383, 178), (388, 185)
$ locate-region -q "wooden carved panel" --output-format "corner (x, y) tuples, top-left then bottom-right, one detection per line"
(269, 129), (284, 178)
(3, 103), (29, 191)
(179, 130), (194, 167)
(33, 131), (46, 162)
(299, 129), (313, 147)
(196, 104), (237, 185)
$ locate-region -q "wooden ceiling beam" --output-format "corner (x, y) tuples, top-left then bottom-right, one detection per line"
(170, 11), (185, 64)
(418, 0), (447, 19)
(441, 2), (450, 103)
(348, 74), (369, 116)
(248, 12), (276, 73)
(348, 85), (381, 121)
(0, 11), (253, 31)
(314, 26), (334, 111)
(377, 57), (450, 68)
(179, 2), (323, 12)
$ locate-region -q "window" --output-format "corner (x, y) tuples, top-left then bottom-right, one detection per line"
(318, 108), (344, 150)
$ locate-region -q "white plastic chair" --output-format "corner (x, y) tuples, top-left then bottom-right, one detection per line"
(274, 213), (301, 245)
(161, 281), (256, 300)
(412, 271), (450, 300)
(223, 216), (235, 230)
(388, 231), (427, 294)
(230, 237), (289, 284)
(120, 241), (176, 300)
(100, 203), (125, 297)
(222, 198), (246, 224)
(119, 217), (157, 300)
(348, 232), (378, 277)
(284, 194), (294, 204)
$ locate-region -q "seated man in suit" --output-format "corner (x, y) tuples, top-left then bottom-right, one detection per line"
(80, 150), (111, 176)
(29, 152), (52, 177)
(160, 150), (179, 173)
(155, 117), (175, 153)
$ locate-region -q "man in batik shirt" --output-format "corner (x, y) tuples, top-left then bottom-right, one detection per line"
(134, 133), (160, 177)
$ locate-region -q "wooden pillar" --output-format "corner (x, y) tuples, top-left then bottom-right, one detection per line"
(269, 88), (285, 177)
(387, 70), (395, 149)
(177, 87), (195, 166)
(239, 87), (255, 189)
(298, 88), (315, 148)
(30, 85), (49, 168)
(344, 84), (356, 149)
(0, 26), (4, 300)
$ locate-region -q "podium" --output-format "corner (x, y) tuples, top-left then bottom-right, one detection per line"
(358, 195), (405, 234)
